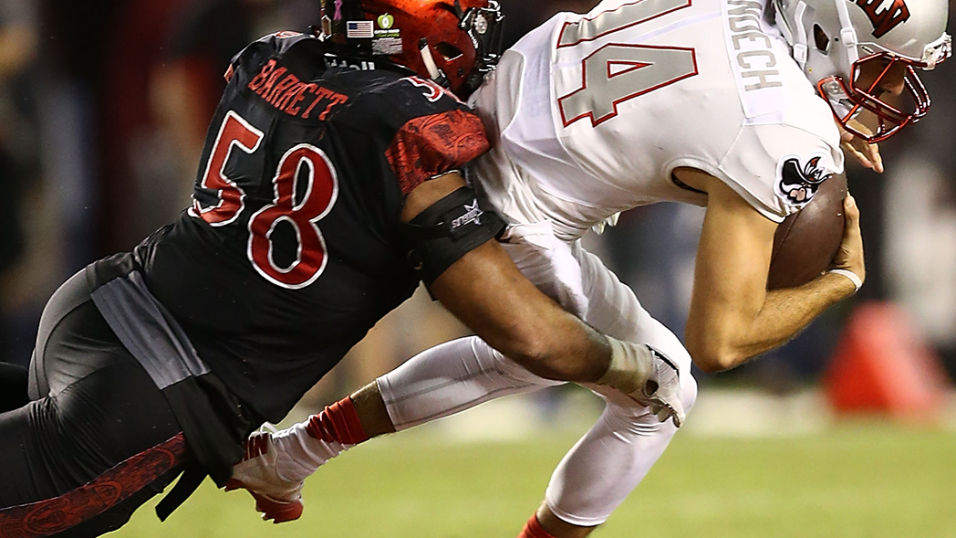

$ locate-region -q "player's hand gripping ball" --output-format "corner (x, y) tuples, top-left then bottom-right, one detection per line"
(767, 173), (848, 290)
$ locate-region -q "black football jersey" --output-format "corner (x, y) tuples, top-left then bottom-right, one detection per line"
(135, 32), (489, 421)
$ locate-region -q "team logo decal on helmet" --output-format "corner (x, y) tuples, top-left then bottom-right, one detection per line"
(775, 154), (834, 208)
(853, 0), (909, 38)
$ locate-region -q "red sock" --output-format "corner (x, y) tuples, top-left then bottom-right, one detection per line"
(518, 515), (558, 538)
(305, 396), (369, 445)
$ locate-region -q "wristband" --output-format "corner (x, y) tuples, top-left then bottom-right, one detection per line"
(828, 269), (862, 293)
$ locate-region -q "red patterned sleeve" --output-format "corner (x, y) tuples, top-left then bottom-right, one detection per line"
(385, 109), (490, 195)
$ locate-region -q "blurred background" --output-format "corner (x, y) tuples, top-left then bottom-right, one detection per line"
(1, 0), (954, 535)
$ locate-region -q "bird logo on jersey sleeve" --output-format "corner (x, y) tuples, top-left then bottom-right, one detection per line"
(774, 154), (834, 209)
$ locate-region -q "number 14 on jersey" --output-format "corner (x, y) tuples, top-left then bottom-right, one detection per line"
(556, 0), (698, 127)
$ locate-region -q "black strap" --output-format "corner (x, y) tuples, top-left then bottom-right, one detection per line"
(399, 186), (506, 285)
(161, 375), (245, 487)
(151, 375), (252, 521)
(87, 255), (259, 522)
(401, 187), (482, 240)
(156, 466), (207, 521)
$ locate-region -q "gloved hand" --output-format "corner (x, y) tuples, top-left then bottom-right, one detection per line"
(597, 338), (686, 427)
(225, 426), (307, 524)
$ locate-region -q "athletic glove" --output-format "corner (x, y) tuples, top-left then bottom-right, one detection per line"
(597, 338), (686, 427)
(225, 426), (308, 524)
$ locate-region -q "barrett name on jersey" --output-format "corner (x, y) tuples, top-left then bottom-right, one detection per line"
(471, 0), (845, 241)
(134, 32), (489, 421)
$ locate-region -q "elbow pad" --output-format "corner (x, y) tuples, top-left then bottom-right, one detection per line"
(401, 186), (506, 285)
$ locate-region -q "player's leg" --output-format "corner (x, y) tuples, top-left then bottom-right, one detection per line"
(228, 225), (686, 528)
(532, 327), (697, 536)
(363, 254), (695, 538)
(520, 244), (698, 538)
(0, 271), (188, 537)
(229, 335), (564, 521)
(377, 335), (563, 430)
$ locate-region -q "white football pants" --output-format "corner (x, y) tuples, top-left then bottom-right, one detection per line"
(377, 221), (698, 526)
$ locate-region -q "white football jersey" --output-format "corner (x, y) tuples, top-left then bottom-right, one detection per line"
(468, 0), (845, 241)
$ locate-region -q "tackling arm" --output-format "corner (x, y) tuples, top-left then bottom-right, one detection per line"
(401, 172), (611, 383)
(222, 171), (690, 521)
(403, 172), (684, 426)
(681, 169), (864, 373)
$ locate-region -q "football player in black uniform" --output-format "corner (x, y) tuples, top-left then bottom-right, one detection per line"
(0, 0), (682, 536)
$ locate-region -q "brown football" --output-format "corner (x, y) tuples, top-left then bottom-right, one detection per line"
(767, 173), (848, 290)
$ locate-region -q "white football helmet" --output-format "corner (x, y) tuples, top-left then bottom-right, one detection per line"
(774, 0), (952, 141)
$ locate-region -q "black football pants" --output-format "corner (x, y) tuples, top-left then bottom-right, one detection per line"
(0, 271), (189, 538)
(0, 362), (28, 412)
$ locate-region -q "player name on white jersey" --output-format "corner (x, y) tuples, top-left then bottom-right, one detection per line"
(723, 0), (790, 119)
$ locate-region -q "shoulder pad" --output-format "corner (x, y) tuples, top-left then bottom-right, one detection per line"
(395, 76), (466, 106)
(350, 73), (466, 113)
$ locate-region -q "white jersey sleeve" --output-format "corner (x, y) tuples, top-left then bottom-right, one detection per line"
(715, 121), (845, 222)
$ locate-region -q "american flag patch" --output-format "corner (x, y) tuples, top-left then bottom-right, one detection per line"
(346, 21), (374, 38)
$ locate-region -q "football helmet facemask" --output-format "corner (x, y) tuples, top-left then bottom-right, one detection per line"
(317, 0), (503, 97)
(774, 0), (951, 142)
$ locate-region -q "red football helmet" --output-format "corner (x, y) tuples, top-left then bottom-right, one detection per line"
(318, 0), (503, 97)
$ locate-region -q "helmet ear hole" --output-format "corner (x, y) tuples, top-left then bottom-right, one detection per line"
(813, 24), (830, 53)
(435, 42), (463, 60)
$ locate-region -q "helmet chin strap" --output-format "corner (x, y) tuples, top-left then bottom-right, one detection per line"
(777, 0), (858, 78)
(792, 1), (809, 67)
(774, 0), (809, 69)
(419, 40), (449, 88)
(832, 0), (860, 70)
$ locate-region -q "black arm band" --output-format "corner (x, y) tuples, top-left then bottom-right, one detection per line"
(401, 186), (506, 285)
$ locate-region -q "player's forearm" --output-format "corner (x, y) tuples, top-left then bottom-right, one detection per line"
(505, 308), (612, 383)
(431, 242), (611, 384)
(406, 173), (612, 384)
(448, 280), (613, 384)
(746, 272), (857, 354)
(688, 271), (855, 372)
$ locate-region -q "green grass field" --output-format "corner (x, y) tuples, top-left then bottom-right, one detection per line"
(113, 421), (956, 538)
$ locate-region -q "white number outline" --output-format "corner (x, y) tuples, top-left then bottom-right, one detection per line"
(189, 110), (264, 226)
(246, 143), (340, 290)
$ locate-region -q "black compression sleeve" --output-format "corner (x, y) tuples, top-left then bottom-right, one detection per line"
(401, 186), (506, 285)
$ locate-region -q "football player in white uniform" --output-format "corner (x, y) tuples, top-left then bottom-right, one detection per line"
(229, 0), (950, 536)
